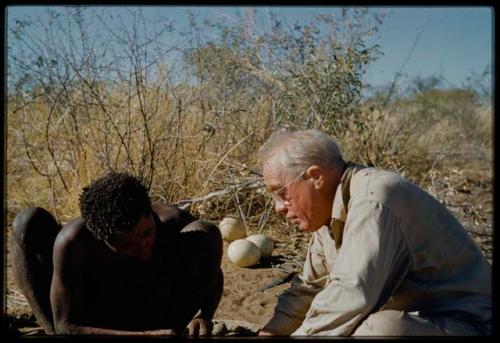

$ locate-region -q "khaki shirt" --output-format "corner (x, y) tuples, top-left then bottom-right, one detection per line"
(264, 163), (491, 336)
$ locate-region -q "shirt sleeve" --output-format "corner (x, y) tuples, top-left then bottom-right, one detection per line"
(292, 200), (411, 336)
(263, 230), (334, 335)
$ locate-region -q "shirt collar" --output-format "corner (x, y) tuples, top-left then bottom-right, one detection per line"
(328, 161), (366, 249)
(330, 162), (354, 224)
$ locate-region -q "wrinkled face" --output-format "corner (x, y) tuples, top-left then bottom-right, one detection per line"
(105, 213), (156, 261)
(262, 155), (332, 232)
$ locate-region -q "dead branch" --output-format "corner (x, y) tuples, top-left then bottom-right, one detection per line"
(173, 177), (265, 209)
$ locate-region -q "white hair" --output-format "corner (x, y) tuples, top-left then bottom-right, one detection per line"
(257, 129), (344, 174)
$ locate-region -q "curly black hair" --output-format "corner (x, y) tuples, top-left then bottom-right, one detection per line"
(79, 172), (152, 241)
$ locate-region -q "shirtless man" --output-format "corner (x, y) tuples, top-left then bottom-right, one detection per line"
(11, 172), (223, 336)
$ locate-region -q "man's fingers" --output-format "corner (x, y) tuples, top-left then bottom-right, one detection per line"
(188, 323), (197, 336)
(185, 318), (214, 336)
(198, 323), (208, 336)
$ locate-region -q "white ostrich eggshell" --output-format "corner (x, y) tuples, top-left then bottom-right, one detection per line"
(246, 234), (274, 258)
(219, 217), (246, 242)
(227, 239), (261, 267)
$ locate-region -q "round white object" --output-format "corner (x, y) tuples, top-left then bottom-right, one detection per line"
(227, 239), (261, 267)
(246, 234), (274, 258)
(219, 216), (246, 242)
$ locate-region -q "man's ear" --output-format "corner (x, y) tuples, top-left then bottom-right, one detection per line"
(306, 165), (324, 189)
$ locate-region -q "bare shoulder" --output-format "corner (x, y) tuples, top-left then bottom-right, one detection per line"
(152, 203), (196, 228)
(181, 219), (219, 234)
(53, 218), (88, 261)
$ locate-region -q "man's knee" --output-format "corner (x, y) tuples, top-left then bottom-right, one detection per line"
(353, 310), (443, 336)
(12, 207), (59, 248)
(11, 208), (57, 335)
(354, 310), (411, 336)
(13, 207), (44, 240)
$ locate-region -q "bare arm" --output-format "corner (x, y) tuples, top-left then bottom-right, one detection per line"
(183, 220), (224, 336)
(199, 269), (223, 321)
(186, 268), (223, 336)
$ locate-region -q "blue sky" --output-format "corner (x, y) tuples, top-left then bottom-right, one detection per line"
(7, 6), (493, 91)
(365, 7), (492, 88)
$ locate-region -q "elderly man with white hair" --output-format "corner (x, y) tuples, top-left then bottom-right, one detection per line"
(257, 129), (491, 336)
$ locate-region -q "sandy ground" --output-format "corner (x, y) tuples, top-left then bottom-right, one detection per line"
(212, 240), (304, 333)
(5, 159), (493, 337)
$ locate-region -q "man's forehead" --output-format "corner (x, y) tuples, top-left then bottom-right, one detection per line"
(262, 155), (287, 188)
(263, 155), (283, 174)
(264, 148), (287, 168)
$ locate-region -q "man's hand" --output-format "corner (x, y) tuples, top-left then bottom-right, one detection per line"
(187, 317), (213, 336)
(258, 329), (276, 336)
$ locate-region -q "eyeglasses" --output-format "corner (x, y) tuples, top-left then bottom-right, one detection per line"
(269, 170), (306, 206)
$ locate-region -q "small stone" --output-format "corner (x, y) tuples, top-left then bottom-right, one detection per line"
(212, 321), (228, 336)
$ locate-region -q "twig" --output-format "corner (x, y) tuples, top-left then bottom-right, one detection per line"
(8, 298), (30, 306)
(381, 14), (432, 111)
(257, 197), (275, 233)
(9, 287), (26, 297)
(175, 178), (265, 208)
(429, 152), (445, 200)
(258, 271), (297, 292)
(49, 173), (61, 224)
(198, 132), (254, 199)
(19, 327), (44, 335)
(229, 171), (248, 231)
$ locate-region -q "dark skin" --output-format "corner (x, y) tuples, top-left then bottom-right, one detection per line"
(48, 203), (223, 336)
(11, 207), (60, 335)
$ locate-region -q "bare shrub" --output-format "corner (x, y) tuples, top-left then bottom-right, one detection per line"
(7, 7), (386, 224)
